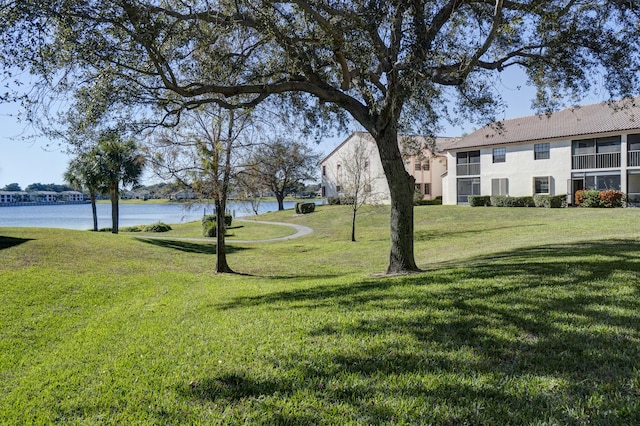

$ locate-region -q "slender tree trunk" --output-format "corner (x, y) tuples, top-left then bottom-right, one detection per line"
(90, 192), (98, 231)
(351, 206), (357, 242)
(276, 192), (285, 211)
(215, 200), (234, 273)
(374, 127), (419, 273)
(110, 185), (119, 234)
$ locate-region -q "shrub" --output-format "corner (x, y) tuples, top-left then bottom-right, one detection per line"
(202, 213), (232, 227)
(326, 196), (355, 205)
(467, 195), (491, 207)
(415, 198), (443, 206)
(121, 226), (143, 232)
(490, 196), (534, 207)
(143, 222), (172, 232)
(296, 202), (316, 214)
(98, 227), (112, 232)
(533, 194), (567, 208)
(578, 190), (605, 208)
(599, 190), (626, 207)
(203, 223), (217, 237)
(576, 189), (626, 208)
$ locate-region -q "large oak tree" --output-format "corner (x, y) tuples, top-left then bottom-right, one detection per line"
(2, 1), (639, 273)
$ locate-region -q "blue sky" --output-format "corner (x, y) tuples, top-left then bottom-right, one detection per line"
(0, 68), (606, 189)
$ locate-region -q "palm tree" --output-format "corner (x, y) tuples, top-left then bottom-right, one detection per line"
(64, 153), (103, 231)
(95, 132), (145, 234)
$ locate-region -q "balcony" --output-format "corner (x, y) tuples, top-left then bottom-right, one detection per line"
(456, 163), (481, 176)
(572, 152), (620, 169)
(629, 150), (640, 167)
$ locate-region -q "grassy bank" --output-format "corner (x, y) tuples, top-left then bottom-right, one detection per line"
(1, 205), (639, 424)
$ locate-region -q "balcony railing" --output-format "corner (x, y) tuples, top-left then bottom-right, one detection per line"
(629, 150), (640, 167)
(456, 163), (481, 176)
(572, 152), (620, 169)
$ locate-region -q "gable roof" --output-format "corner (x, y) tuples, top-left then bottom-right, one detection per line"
(320, 131), (460, 164)
(448, 98), (640, 150)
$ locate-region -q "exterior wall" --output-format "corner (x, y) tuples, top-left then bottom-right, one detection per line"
(320, 134), (389, 204)
(320, 133), (448, 205)
(443, 131), (640, 205)
(442, 152), (457, 205)
(405, 155), (447, 200)
(479, 140), (571, 197)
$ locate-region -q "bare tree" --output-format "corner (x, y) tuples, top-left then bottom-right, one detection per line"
(148, 106), (255, 273)
(242, 137), (320, 211)
(337, 138), (383, 242)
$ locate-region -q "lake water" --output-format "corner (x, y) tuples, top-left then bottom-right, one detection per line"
(0, 200), (309, 230)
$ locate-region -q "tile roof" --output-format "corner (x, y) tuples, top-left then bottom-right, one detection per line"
(320, 132), (460, 163)
(448, 98), (640, 150)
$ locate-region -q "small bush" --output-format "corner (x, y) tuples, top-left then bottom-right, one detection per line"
(599, 190), (626, 207)
(203, 223), (217, 237)
(468, 195), (491, 207)
(327, 196), (341, 205)
(121, 226), (143, 232)
(576, 189), (626, 208)
(533, 194), (567, 208)
(490, 196), (534, 207)
(202, 214), (232, 227)
(415, 198), (443, 206)
(143, 222), (172, 232)
(296, 202), (316, 214)
(98, 227), (112, 232)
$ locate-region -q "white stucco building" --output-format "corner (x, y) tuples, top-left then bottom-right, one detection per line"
(442, 100), (640, 205)
(320, 132), (456, 204)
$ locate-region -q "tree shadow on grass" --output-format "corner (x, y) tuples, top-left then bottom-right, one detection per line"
(414, 223), (545, 241)
(185, 239), (640, 424)
(135, 238), (250, 255)
(0, 236), (33, 250)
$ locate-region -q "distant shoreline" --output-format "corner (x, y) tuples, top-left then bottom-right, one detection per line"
(0, 201), (91, 208)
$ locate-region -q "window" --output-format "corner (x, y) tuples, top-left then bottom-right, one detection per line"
(414, 161), (422, 171)
(491, 178), (508, 196)
(534, 177), (550, 194)
(424, 183), (431, 195)
(415, 183), (422, 192)
(457, 177), (481, 204)
(457, 151), (481, 176)
(534, 143), (550, 160)
(422, 162), (430, 171)
(597, 137), (621, 153)
(493, 147), (506, 163)
(628, 134), (640, 151)
(322, 165), (326, 176)
(321, 186), (326, 197)
(336, 185), (341, 192)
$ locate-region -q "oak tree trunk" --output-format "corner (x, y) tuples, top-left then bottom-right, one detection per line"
(374, 128), (419, 273)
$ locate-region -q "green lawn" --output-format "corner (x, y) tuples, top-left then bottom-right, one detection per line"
(1, 205), (639, 424)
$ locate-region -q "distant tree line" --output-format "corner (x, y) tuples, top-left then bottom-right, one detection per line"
(1, 183), (74, 192)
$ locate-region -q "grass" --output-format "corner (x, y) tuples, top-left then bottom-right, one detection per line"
(1, 205), (640, 424)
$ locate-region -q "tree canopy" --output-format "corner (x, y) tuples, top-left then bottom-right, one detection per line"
(243, 137), (320, 211)
(2, 1), (639, 272)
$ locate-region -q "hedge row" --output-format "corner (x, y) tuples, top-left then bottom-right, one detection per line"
(468, 194), (567, 208)
(327, 196), (355, 205)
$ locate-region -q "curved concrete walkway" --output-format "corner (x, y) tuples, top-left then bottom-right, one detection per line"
(138, 218), (313, 243)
